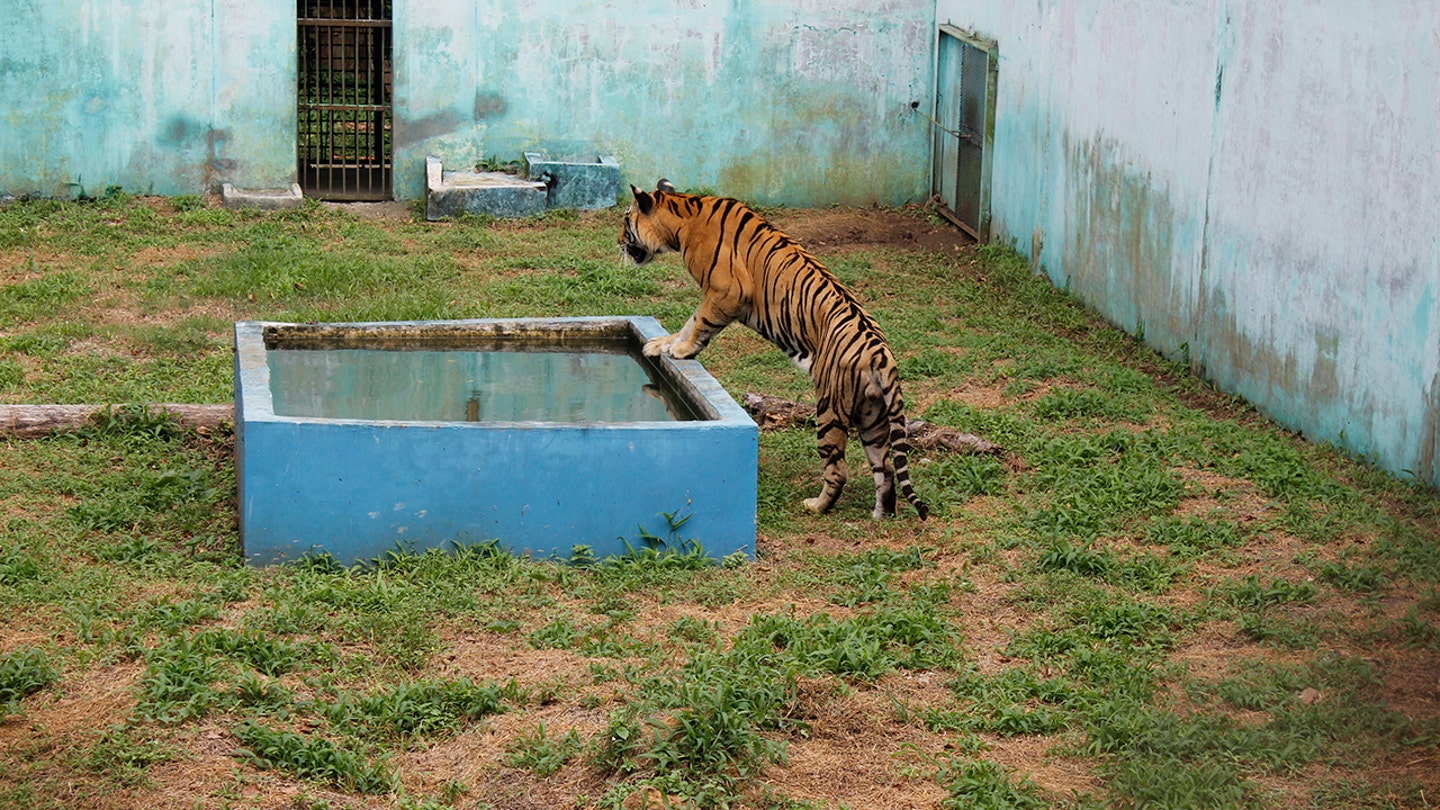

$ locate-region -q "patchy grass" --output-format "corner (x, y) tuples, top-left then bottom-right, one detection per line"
(0, 195), (1437, 809)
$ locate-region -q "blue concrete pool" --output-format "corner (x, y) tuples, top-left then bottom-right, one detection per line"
(234, 317), (757, 566)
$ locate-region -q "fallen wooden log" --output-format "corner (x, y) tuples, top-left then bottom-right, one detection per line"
(741, 392), (816, 430)
(0, 404), (234, 439)
(741, 392), (1003, 456)
(905, 419), (1004, 456)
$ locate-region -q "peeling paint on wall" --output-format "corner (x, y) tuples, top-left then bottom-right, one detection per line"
(941, 0), (1440, 487)
(1422, 372), (1439, 484)
(394, 1), (935, 205)
(0, 0), (294, 197)
(5, 0), (927, 206)
(1061, 133), (1186, 353)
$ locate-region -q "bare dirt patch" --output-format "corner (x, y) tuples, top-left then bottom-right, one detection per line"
(129, 245), (223, 270)
(438, 629), (595, 689)
(768, 205), (974, 256)
(0, 249), (68, 283)
(0, 662), (143, 789)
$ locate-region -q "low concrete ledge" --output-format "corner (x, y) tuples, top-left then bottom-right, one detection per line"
(425, 156), (547, 221)
(221, 183), (304, 211)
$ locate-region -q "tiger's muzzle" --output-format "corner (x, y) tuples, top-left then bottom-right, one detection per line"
(619, 222), (655, 265)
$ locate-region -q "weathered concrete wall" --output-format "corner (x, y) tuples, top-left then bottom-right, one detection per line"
(1, 0), (933, 207)
(937, 0), (1440, 486)
(394, 0), (934, 206)
(0, 0), (295, 197)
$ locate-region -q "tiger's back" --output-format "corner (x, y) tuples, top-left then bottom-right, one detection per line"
(620, 181), (929, 520)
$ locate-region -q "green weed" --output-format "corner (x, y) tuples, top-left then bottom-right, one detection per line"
(0, 545), (45, 586)
(1236, 612), (1320, 649)
(1023, 432), (1186, 540)
(234, 721), (394, 794)
(0, 271), (90, 325)
(1144, 514), (1245, 558)
(823, 546), (930, 607)
(233, 671), (295, 716)
(610, 658), (793, 780)
(135, 636), (230, 724)
(1214, 575), (1317, 609)
(0, 648), (58, 714)
(504, 722), (584, 776)
(923, 454), (1008, 508)
(1315, 559), (1390, 593)
(937, 758), (1048, 810)
(1105, 755), (1253, 809)
(319, 678), (515, 741)
(85, 725), (176, 786)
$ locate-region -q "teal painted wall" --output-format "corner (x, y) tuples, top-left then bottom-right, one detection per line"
(938, 0), (1440, 487)
(0, 0), (295, 197)
(1, 0), (934, 207)
(394, 0), (935, 206)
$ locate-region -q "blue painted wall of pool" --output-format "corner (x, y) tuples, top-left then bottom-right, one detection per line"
(235, 318), (758, 566)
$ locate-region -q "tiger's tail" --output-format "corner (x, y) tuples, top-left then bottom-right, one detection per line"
(886, 384), (930, 521)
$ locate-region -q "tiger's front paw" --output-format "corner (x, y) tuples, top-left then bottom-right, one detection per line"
(642, 335), (674, 357)
(667, 339), (700, 359)
(644, 334), (700, 359)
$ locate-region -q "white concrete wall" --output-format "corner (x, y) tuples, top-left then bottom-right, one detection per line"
(936, 0), (1440, 487)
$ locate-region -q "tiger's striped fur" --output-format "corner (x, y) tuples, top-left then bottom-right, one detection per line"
(619, 180), (929, 520)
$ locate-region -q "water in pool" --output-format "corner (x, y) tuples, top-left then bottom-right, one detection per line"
(266, 341), (693, 423)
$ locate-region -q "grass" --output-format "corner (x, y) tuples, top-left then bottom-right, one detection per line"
(0, 649), (57, 716)
(0, 193), (1437, 809)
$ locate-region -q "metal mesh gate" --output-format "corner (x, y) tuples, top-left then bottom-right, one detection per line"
(298, 0), (392, 201)
(931, 26), (996, 240)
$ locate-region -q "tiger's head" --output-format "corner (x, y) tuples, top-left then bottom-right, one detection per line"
(618, 179), (679, 265)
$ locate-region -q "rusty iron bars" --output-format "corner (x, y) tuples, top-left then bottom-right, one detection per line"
(298, 0), (393, 201)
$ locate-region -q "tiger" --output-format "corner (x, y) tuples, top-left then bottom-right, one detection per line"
(619, 179), (929, 520)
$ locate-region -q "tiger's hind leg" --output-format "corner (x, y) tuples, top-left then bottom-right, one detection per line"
(802, 403), (848, 514)
(861, 426), (897, 519)
(859, 386), (897, 518)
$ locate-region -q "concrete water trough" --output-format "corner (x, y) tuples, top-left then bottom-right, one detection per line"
(523, 151), (621, 210)
(425, 153), (621, 219)
(234, 317), (757, 566)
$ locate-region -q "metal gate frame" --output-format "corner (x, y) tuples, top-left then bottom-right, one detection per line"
(298, 0), (393, 201)
(931, 25), (997, 241)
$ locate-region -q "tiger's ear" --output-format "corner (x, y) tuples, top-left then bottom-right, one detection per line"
(657, 178), (676, 193)
(631, 184), (655, 215)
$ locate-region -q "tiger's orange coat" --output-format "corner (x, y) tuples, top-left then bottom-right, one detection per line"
(620, 181), (928, 520)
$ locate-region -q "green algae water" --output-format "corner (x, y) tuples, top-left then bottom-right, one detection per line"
(266, 341), (693, 423)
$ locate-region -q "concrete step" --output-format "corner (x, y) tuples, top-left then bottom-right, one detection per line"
(221, 182), (303, 211)
(425, 156), (546, 221)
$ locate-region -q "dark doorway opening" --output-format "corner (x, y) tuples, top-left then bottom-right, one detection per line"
(298, 0), (393, 201)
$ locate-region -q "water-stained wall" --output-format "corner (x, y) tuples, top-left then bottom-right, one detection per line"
(0, 1), (295, 197)
(1, 0), (934, 207)
(938, 0), (1440, 487)
(393, 0), (934, 205)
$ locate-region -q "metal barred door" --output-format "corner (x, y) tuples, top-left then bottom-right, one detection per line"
(932, 26), (996, 241)
(298, 0), (392, 201)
